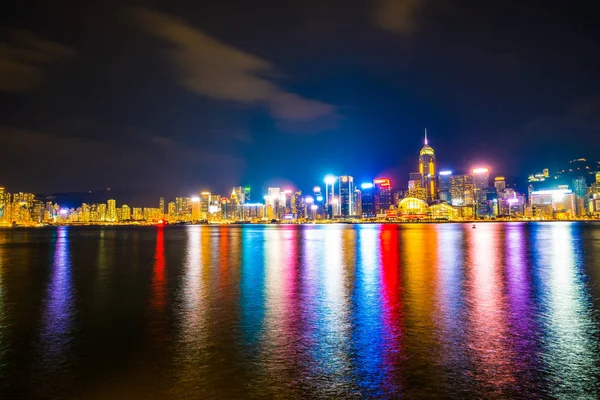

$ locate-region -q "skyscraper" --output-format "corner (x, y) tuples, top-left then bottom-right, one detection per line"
(473, 168), (490, 189)
(159, 197), (165, 216)
(339, 175), (354, 217)
(360, 183), (375, 218)
(450, 175), (474, 206)
(107, 199), (116, 222)
(438, 171), (452, 202)
(373, 178), (392, 214)
(121, 205), (131, 221)
(0, 187), (6, 223)
(419, 129), (436, 202)
(572, 176), (587, 216)
(200, 192), (211, 219)
(494, 176), (506, 193)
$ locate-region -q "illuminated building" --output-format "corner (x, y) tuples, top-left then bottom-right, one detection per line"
(312, 186), (325, 219)
(159, 197), (165, 216)
(281, 190), (293, 218)
(243, 203), (265, 220)
(398, 197), (428, 217)
(175, 197), (191, 218)
(10, 192), (35, 224)
(167, 202), (176, 219)
(200, 192), (211, 219)
(244, 187), (251, 202)
(339, 175), (354, 217)
(572, 176), (588, 216)
(407, 179), (427, 201)
(373, 178), (392, 214)
(191, 196), (201, 220)
(324, 176), (336, 218)
(0, 187), (7, 223)
(132, 207), (143, 221)
(359, 183), (374, 217)
(530, 189), (577, 219)
(418, 129), (436, 201)
(473, 168), (489, 189)
(80, 203), (90, 223)
(208, 195), (221, 220)
(107, 199), (116, 222)
(498, 189), (525, 217)
(438, 171), (452, 202)
(528, 169), (553, 183)
(121, 205), (131, 221)
(354, 188), (362, 217)
(267, 187), (280, 210)
(450, 174), (474, 206)
(292, 191), (305, 219)
(98, 203), (107, 221)
(494, 177), (506, 193)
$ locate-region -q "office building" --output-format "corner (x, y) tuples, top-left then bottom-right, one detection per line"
(438, 171), (452, 202)
(572, 176), (588, 216)
(121, 205), (131, 221)
(374, 178), (392, 214)
(107, 199), (117, 222)
(473, 168), (490, 189)
(494, 176), (506, 193)
(418, 129), (436, 201)
(450, 174), (474, 206)
(530, 189), (577, 219)
(339, 175), (354, 217)
(360, 183), (375, 218)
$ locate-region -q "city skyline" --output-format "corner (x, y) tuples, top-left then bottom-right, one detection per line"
(2, 132), (599, 224)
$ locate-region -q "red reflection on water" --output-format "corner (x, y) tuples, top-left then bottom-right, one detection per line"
(379, 225), (404, 390)
(151, 227), (166, 317)
(467, 224), (516, 391)
(219, 226), (230, 283)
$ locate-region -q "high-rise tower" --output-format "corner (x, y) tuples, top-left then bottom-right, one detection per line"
(419, 129), (436, 202)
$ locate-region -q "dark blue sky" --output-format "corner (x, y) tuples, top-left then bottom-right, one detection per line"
(1, 0), (599, 202)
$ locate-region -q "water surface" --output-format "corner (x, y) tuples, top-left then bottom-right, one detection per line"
(1, 223), (599, 398)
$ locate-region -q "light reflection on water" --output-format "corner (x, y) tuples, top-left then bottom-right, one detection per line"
(0, 223), (599, 399)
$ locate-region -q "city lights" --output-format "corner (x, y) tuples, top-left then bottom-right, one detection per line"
(324, 175), (336, 185)
(1, 132), (598, 227)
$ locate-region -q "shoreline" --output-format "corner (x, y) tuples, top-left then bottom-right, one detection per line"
(2, 219), (599, 229)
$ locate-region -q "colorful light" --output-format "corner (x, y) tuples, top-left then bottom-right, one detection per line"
(374, 178), (391, 187)
(473, 168), (489, 174)
(361, 183), (374, 189)
(439, 170), (452, 176)
(324, 175), (336, 185)
(191, 196), (200, 202)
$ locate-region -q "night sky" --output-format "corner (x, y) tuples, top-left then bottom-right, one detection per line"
(2, 0), (599, 202)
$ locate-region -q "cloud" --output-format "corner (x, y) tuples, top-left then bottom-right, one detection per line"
(0, 127), (244, 193)
(372, 0), (421, 35)
(0, 30), (74, 92)
(131, 8), (337, 129)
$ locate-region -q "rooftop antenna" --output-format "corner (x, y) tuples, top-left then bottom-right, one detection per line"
(424, 128), (428, 145)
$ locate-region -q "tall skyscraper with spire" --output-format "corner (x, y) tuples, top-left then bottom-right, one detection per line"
(419, 129), (437, 202)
